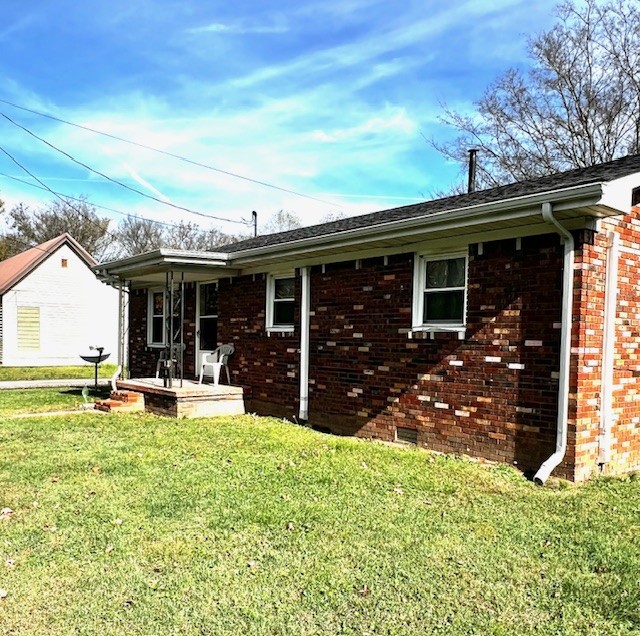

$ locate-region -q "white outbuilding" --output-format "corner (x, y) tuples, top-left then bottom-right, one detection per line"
(0, 233), (119, 366)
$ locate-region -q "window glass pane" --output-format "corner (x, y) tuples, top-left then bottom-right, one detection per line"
(152, 317), (164, 343)
(426, 258), (465, 288)
(153, 292), (164, 315)
(446, 258), (466, 287)
(274, 301), (295, 326)
(426, 260), (448, 288)
(424, 290), (464, 323)
(200, 283), (217, 316)
(275, 278), (294, 300)
(199, 316), (217, 351)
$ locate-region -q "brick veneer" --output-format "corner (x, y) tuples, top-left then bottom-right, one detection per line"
(305, 236), (564, 477)
(570, 207), (640, 480)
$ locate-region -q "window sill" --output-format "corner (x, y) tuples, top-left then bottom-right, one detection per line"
(409, 325), (466, 340)
(147, 343), (166, 349)
(266, 326), (295, 336)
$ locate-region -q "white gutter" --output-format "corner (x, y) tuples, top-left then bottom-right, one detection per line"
(598, 230), (620, 465)
(534, 202), (575, 485)
(299, 267), (311, 421)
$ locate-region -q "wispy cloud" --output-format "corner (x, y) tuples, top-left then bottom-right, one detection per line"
(188, 21), (288, 35)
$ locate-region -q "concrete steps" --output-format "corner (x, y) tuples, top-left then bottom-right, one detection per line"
(94, 390), (145, 414)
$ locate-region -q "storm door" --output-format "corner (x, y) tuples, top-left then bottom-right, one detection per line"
(196, 282), (218, 370)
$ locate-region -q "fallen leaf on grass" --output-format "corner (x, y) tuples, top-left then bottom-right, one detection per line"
(393, 487), (404, 495)
(361, 462), (368, 470)
(91, 466), (102, 474)
(357, 584), (371, 597)
(51, 476), (60, 483)
(114, 518), (123, 526)
(287, 522), (295, 531)
(4, 559), (15, 569)
(0, 589), (7, 599)
(0, 508), (13, 521)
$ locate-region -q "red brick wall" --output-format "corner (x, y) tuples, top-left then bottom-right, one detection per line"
(217, 274), (300, 418)
(571, 207), (640, 480)
(306, 237), (564, 477)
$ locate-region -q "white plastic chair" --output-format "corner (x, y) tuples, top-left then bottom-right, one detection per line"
(199, 344), (234, 385)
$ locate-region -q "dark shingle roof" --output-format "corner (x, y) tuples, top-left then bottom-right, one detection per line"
(221, 153), (640, 253)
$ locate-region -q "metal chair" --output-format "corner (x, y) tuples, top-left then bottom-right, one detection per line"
(155, 343), (186, 379)
(199, 344), (234, 385)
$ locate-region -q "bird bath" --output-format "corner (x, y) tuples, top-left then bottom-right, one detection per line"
(80, 346), (110, 389)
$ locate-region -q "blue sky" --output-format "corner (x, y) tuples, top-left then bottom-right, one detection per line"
(0, 0), (559, 236)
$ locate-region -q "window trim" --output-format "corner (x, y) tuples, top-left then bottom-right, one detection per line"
(147, 288), (166, 347)
(266, 273), (295, 334)
(412, 252), (468, 333)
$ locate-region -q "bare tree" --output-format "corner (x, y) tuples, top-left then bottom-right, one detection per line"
(111, 217), (164, 257)
(2, 197), (111, 260)
(111, 217), (248, 257)
(434, 0), (640, 189)
(262, 210), (302, 234)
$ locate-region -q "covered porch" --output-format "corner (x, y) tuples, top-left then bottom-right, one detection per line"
(95, 249), (245, 418)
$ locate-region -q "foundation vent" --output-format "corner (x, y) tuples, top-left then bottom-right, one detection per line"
(396, 427), (418, 445)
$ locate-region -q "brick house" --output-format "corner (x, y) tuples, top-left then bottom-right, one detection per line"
(97, 154), (640, 482)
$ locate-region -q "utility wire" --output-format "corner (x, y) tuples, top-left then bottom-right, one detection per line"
(0, 111), (251, 226)
(0, 143), (123, 246)
(0, 171), (246, 235)
(0, 98), (344, 209)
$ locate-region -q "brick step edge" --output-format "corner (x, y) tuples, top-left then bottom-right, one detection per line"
(110, 390), (145, 404)
(94, 399), (145, 413)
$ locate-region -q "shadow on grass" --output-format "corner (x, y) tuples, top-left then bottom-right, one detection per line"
(61, 387), (111, 400)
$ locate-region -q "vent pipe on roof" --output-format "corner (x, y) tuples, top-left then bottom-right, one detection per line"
(467, 149), (478, 194)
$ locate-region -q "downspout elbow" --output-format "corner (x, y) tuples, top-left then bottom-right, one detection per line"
(533, 202), (575, 485)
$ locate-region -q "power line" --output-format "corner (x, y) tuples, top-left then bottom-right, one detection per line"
(0, 171), (246, 235)
(0, 143), (123, 246)
(0, 98), (344, 209)
(0, 111), (251, 226)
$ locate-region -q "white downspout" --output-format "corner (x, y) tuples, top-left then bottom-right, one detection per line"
(299, 267), (311, 421)
(534, 202), (575, 485)
(112, 281), (126, 391)
(598, 231), (619, 466)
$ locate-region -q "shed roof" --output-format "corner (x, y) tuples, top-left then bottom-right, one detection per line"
(0, 233), (96, 295)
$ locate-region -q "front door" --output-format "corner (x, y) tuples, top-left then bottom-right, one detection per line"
(196, 282), (218, 371)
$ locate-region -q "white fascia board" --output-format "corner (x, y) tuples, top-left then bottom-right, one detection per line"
(600, 173), (640, 212)
(95, 250), (230, 278)
(230, 183), (607, 266)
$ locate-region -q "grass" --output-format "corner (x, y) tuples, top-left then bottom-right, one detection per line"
(0, 406), (639, 634)
(0, 387), (111, 417)
(0, 364), (118, 382)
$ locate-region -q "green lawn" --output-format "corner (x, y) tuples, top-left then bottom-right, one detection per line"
(0, 387), (111, 417)
(0, 364), (118, 382)
(0, 407), (638, 634)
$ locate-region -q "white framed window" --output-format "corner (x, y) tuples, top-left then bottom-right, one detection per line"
(412, 253), (468, 332)
(148, 290), (165, 346)
(266, 274), (295, 333)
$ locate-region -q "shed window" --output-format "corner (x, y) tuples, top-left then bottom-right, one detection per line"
(17, 306), (40, 351)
